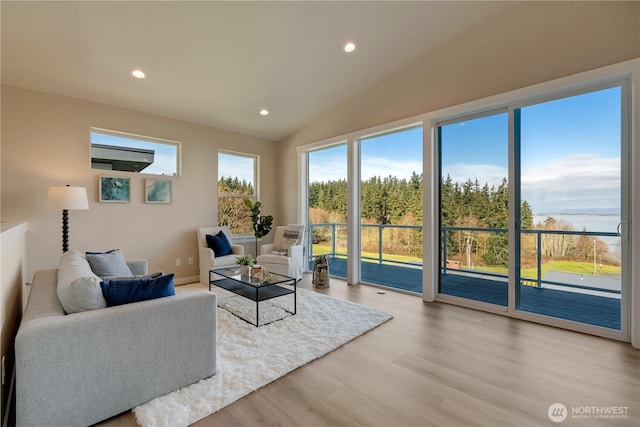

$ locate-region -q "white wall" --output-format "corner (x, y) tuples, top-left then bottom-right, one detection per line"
(1, 86), (278, 282)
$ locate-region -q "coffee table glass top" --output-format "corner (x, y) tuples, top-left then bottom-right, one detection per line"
(212, 268), (294, 287)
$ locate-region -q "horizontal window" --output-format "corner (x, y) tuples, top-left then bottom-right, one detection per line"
(90, 128), (180, 176)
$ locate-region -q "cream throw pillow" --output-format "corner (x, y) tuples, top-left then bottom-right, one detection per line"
(277, 225), (304, 251)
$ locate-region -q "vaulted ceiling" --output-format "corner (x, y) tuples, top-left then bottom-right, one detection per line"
(1, 1), (512, 141)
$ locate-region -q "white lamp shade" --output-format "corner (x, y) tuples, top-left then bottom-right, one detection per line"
(47, 186), (89, 210)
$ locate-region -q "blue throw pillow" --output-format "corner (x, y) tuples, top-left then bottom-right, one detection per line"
(206, 231), (232, 257)
(100, 274), (175, 307)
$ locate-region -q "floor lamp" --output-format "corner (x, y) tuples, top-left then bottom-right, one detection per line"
(48, 185), (89, 252)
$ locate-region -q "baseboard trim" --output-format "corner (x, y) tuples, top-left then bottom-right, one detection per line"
(175, 275), (199, 285)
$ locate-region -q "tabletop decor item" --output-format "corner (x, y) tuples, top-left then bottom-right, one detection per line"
(236, 254), (254, 276)
(250, 264), (263, 282)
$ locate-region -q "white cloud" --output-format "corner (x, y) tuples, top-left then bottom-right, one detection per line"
(444, 163), (507, 189)
(308, 158), (348, 183)
(309, 155), (423, 183)
(443, 154), (620, 213)
(360, 156), (422, 181)
(522, 154), (620, 212)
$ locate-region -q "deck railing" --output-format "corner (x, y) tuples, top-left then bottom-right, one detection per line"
(309, 223), (621, 295)
(308, 223), (422, 267)
(443, 226), (621, 294)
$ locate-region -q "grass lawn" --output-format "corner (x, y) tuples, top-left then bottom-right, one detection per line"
(479, 260), (620, 278)
(313, 244), (620, 276)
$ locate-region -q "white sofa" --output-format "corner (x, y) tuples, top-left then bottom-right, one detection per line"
(197, 226), (244, 284)
(15, 251), (217, 427)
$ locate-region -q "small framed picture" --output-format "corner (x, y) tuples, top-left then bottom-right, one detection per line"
(145, 179), (172, 204)
(99, 176), (130, 203)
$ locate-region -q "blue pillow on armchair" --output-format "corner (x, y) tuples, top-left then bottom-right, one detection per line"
(100, 274), (175, 306)
(206, 231), (232, 257)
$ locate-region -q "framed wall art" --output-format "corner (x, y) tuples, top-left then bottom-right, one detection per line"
(99, 176), (130, 203)
(145, 179), (172, 204)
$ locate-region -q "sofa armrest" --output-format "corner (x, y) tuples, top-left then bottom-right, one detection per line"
(199, 244), (243, 284)
(16, 290), (216, 427)
(21, 269), (65, 323)
(126, 259), (148, 275)
(199, 247), (215, 284)
(287, 245), (304, 265)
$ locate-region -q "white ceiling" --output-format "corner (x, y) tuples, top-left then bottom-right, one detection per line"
(1, 1), (510, 141)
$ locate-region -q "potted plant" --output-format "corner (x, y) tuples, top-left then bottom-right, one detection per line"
(236, 254), (255, 275)
(244, 199), (273, 257)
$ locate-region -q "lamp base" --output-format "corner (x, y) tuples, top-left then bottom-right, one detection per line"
(62, 209), (69, 252)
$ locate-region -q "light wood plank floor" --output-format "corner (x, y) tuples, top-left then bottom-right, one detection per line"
(98, 275), (639, 427)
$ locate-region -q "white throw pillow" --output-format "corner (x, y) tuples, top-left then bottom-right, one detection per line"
(86, 249), (133, 278)
(57, 250), (107, 314)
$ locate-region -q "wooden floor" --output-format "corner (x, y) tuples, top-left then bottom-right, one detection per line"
(98, 275), (639, 427)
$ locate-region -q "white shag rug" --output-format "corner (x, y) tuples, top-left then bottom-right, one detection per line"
(133, 287), (393, 427)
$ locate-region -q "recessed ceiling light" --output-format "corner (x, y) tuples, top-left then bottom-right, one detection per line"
(131, 69), (146, 79)
(343, 42), (356, 53)
(260, 109), (269, 116)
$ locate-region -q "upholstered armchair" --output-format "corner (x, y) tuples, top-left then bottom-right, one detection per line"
(197, 226), (244, 284)
(256, 225), (305, 280)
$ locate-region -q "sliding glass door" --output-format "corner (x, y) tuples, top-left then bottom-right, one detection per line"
(307, 144), (348, 278)
(438, 112), (509, 305)
(360, 127), (423, 292)
(517, 86), (624, 329)
(438, 83), (627, 331)
(306, 127), (423, 292)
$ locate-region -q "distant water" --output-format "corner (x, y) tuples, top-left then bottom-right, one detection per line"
(533, 214), (621, 252)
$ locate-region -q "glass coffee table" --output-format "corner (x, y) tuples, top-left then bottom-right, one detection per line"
(209, 268), (296, 326)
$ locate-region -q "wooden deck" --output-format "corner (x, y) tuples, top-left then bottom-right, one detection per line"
(320, 257), (621, 330)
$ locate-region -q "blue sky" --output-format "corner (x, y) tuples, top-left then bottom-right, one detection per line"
(308, 126), (423, 183)
(218, 152), (255, 185)
(442, 87), (620, 169)
(442, 86), (621, 214)
(440, 113), (508, 189)
(519, 87), (621, 214)
(91, 131), (178, 176)
(309, 86), (622, 214)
